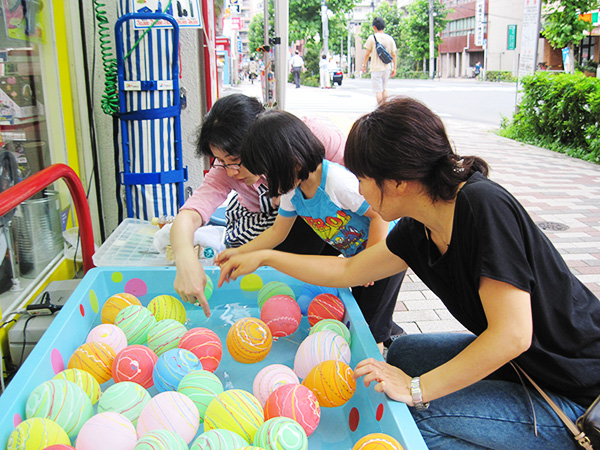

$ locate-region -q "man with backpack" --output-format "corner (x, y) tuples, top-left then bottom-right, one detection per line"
(361, 17), (397, 105)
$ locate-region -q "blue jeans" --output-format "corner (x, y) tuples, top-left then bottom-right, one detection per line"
(386, 333), (586, 450)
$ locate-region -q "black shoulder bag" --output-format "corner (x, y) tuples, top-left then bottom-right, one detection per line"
(373, 34), (393, 65)
(515, 363), (598, 449)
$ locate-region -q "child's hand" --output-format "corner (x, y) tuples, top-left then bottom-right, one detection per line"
(363, 281), (375, 288)
(214, 248), (240, 265)
(217, 253), (262, 287)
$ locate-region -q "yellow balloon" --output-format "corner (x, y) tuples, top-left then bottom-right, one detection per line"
(7, 418), (71, 450)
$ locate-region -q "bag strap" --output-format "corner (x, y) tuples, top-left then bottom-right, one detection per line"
(513, 362), (593, 450)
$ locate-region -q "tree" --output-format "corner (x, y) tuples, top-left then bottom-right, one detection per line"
(542, 0), (598, 74)
(289, 0), (358, 45)
(359, 3), (412, 71)
(248, 13), (274, 59)
(404, 0), (449, 64)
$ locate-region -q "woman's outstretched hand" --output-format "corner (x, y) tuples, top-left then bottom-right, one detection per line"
(174, 257), (211, 318)
(353, 358), (413, 405)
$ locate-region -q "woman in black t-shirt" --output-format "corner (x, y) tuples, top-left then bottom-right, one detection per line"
(218, 97), (600, 449)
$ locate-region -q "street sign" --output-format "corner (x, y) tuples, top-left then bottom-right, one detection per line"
(475, 0), (485, 46)
(507, 24), (517, 50)
(231, 17), (242, 30)
(518, 0), (542, 78)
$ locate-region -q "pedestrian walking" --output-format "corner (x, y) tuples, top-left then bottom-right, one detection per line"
(362, 17), (397, 105)
(474, 61), (482, 80)
(319, 54), (331, 89)
(290, 50), (305, 88)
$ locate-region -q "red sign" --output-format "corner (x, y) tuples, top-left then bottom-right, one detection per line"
(231, 17), (243, 30)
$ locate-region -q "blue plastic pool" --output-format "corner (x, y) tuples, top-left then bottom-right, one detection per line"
(0, 266), (427, 449)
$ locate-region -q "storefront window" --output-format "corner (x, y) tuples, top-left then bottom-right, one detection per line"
(579, 36), (596, 62)
(1, 4), (63, 317)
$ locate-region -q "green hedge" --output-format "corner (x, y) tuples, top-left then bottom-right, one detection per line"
(395, 70), (429, 79)
(499, 72), (600, 163)
(485, 71), (517, 82)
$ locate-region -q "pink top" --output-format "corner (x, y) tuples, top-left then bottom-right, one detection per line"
(180, 117), (346, 225)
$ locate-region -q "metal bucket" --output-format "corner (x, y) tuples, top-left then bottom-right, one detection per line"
(12, 190), (63, 278)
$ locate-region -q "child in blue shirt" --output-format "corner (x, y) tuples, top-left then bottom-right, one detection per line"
(216, 110), (405, 350)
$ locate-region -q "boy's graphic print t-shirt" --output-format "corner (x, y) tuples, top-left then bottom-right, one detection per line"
(278, 160), (371, 257)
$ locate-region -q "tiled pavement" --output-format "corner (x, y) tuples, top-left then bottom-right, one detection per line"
(397, 120), (600, 334)
(224, 82), (600, 336)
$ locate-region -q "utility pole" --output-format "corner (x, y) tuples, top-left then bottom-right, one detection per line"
(347, 22), (352, 75)
(274, 0), (289, 109)
(429, 0), (435, 79)
(321, 0), (329, 55)
(263, 0), (270, 104)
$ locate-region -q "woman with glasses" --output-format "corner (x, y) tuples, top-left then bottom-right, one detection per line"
(170, 94), (345, 316)
(218, 97), (600, 449)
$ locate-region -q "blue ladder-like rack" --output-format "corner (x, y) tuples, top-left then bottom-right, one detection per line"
(115, 12), (187, 220)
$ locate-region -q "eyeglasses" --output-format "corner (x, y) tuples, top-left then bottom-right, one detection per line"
(212, 160), (241, 171)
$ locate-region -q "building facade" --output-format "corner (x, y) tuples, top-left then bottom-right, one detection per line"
(437, 0), (599, 78)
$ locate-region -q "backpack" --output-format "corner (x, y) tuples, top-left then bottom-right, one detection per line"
(373, 34), (393, 65)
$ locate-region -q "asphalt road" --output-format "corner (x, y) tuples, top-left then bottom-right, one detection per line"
(280, 77), (519, 128)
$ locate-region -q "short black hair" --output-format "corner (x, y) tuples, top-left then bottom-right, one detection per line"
(373, 17), (385, 31)
(241, 110), (325, 197)
(195, 94), (265, 158)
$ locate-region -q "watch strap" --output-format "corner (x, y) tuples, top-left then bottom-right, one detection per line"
(410, 376), (430, 411)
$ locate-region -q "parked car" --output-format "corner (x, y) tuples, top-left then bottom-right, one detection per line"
(330, 67), (343, 86)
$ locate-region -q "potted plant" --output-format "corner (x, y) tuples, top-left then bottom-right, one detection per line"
(582, 60), (598, 77)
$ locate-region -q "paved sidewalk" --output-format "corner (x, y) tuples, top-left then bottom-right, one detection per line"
(223, 82), (600, 335)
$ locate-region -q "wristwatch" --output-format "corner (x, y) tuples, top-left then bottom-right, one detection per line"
(410, 377), (430, 411)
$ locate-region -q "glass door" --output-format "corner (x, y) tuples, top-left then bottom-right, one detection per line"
(0, 0), (76, 319)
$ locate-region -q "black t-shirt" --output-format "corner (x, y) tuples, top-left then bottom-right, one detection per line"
(387, 172), (600, 407)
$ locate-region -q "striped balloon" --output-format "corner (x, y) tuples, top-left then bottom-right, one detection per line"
(134, 429), (188, 450)
(263, 384), (320, 437)
(137, 392), (200, 444)
(101, 293), (141, 324)
(112, 345), (158, 388)
(203, 389), (264, 444)
(98, 381), (151, 426)
(301, 360), (356, 407)
(293, 330), (351, 380)
(146, 319), (187, 356)
(178, 327), (222, 373)
(148, 295), (187, 324)
(6, 418), (70, 450)
(352, 433), (404, 450)
(226, 317), (272, 364)
(309, 318), (351, 345)
(25, 379), (93, 440)
(76, 412), (137, 449)
(114, 305), (157, 345)
(53, 368), (101, 405)
(177, 369), (224, 421)
(68, 342), (116, 384)
(257, 281), (295, 309)
(253, 417), (308, 450)
(307, 294), (345, 326)
(190, 429), (247, 450)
